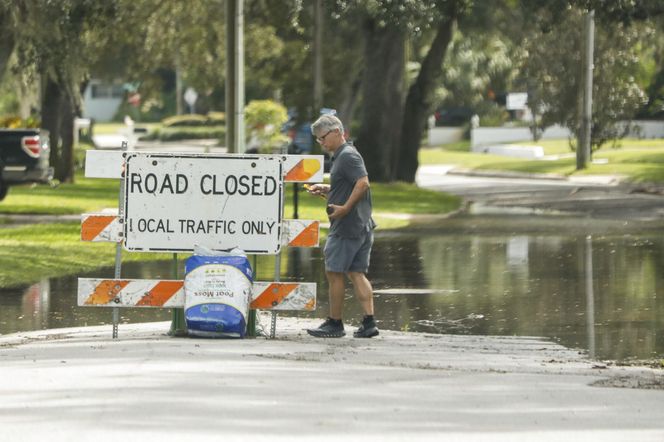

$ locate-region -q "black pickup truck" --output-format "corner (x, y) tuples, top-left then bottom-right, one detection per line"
(0, 129), (53, 200)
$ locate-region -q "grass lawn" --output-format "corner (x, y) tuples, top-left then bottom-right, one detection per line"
(0, 175), (120, 215)
(420, 138), (664, 183)
(0, 171), (460, 287)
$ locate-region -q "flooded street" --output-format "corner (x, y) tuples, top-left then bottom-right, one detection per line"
(1, 214), (662, 361)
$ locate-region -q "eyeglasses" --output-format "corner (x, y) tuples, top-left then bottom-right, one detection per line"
(316, 129), (335, 143)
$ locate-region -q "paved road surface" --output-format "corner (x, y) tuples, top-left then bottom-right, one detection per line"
(1, 319), (663, 442)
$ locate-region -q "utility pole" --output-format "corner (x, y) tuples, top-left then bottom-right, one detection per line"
(175, 55), (183, 115)
(225, 0), (245, 153)
(313, 0), (323, 114)
(577, 10), (594, 170)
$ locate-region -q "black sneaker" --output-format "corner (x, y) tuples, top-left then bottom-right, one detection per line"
(353, 318), (379, 338)
(306, 318), (345, 338)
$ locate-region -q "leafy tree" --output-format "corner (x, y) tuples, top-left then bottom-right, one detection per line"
(4, 0), (118, 182)
(245, 0), (364, 134)
(329, 0), (473, 182)
(327, 1), (528, 182)
(398, 0), (530, 181)
(522, 5), (649, 151)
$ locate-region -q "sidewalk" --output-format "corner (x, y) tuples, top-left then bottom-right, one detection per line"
(416, 164), (664, 222)
(1, 318), (662, 441)
(418, 164), (623, 186)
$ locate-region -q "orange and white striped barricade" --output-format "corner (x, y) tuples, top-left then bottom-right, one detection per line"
(78, 278), (316, 311)
(81, 213), (319, 248)
(84, 150), (325, 183)
(81, 213), (123, 242)
(281, 155), (324, 183)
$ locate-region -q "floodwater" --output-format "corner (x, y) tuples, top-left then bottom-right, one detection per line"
(1, 215), (663, 361)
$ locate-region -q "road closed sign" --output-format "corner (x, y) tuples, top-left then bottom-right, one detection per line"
(123, 153), (283, 254)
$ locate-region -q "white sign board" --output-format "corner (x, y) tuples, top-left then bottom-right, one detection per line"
(506, 92), (528, 110)
(184, 87), (198, 107)
(123, 153), (283, 254)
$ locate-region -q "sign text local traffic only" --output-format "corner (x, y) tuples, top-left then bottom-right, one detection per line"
(123, 153), (284, 254)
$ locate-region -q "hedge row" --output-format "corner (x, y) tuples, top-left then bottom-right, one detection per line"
(161, 112), (225, 127)
(140, 126), (225, 142)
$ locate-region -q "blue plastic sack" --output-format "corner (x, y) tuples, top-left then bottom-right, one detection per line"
(184, 251), (253, 338)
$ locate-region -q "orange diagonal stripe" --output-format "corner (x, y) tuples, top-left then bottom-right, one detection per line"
(250, 283), (298, 309)
(85, 280), (130, 305)
(285, 159), (320, 182)
(136, 281), (184, 306)
(289, 221), (319, 247)
(304, 298), (316, 311)
(81, 215), (117, 241)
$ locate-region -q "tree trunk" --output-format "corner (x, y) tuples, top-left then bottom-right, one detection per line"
(338, 74), (362, 135)
(41, 71), (78, 183)
(0, 8), (15, 82)
(354, 19), (405, 182)
(59, 93), (76, 183)
(396, 12), (457, 182)
(0, 37), (13, 83)
(42, 76), (63, 178)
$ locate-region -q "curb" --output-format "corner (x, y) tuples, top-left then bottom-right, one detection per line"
(447, 167), (572, 182)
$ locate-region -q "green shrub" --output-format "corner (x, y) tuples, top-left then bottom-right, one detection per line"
(140, 126), (226, 142)
(478, 107), (510, 127)
(162, 114), (209, 127)
(0, 115), (40, 128)
(161, 112), (226, 128)
(245, 100), (288, 129)
(207, 112), (225, 125)
(244, 100), (288, 153)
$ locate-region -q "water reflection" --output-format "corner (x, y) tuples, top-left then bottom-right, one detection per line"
(585, 236), (596, 359)
(0, 227), (662, 361)
(379, 231), (663, 361)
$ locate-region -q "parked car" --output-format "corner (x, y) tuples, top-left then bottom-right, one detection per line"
(0, 129), (53, 200)
(433, 107), (475, 127)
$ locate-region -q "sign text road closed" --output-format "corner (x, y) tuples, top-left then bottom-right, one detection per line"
(123, 153), (283, 254)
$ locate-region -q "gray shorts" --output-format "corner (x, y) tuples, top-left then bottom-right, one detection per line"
(324, 231), (373, 273)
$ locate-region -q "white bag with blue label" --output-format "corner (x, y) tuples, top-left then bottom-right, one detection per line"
(184, 246), (253, 338)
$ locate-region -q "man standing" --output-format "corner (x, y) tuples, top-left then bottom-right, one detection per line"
(305, 114), (378, 338)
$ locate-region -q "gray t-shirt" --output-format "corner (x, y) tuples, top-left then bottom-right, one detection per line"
(328, 143), (376, 238)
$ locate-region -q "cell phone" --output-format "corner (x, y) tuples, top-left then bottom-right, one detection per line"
(326, 206), (334, 215)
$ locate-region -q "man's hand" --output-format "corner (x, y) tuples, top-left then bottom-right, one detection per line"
(304, 184), (329, 198)
(326, 204), (349, 220)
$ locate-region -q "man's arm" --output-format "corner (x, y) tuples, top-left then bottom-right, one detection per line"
(327, 176), (369, 221)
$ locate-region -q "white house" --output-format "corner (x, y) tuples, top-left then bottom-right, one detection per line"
(82, 80), (124, 122)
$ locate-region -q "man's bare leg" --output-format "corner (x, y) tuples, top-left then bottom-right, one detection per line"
(326, 271), (346, 320)
(348, 272), (374, 315)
